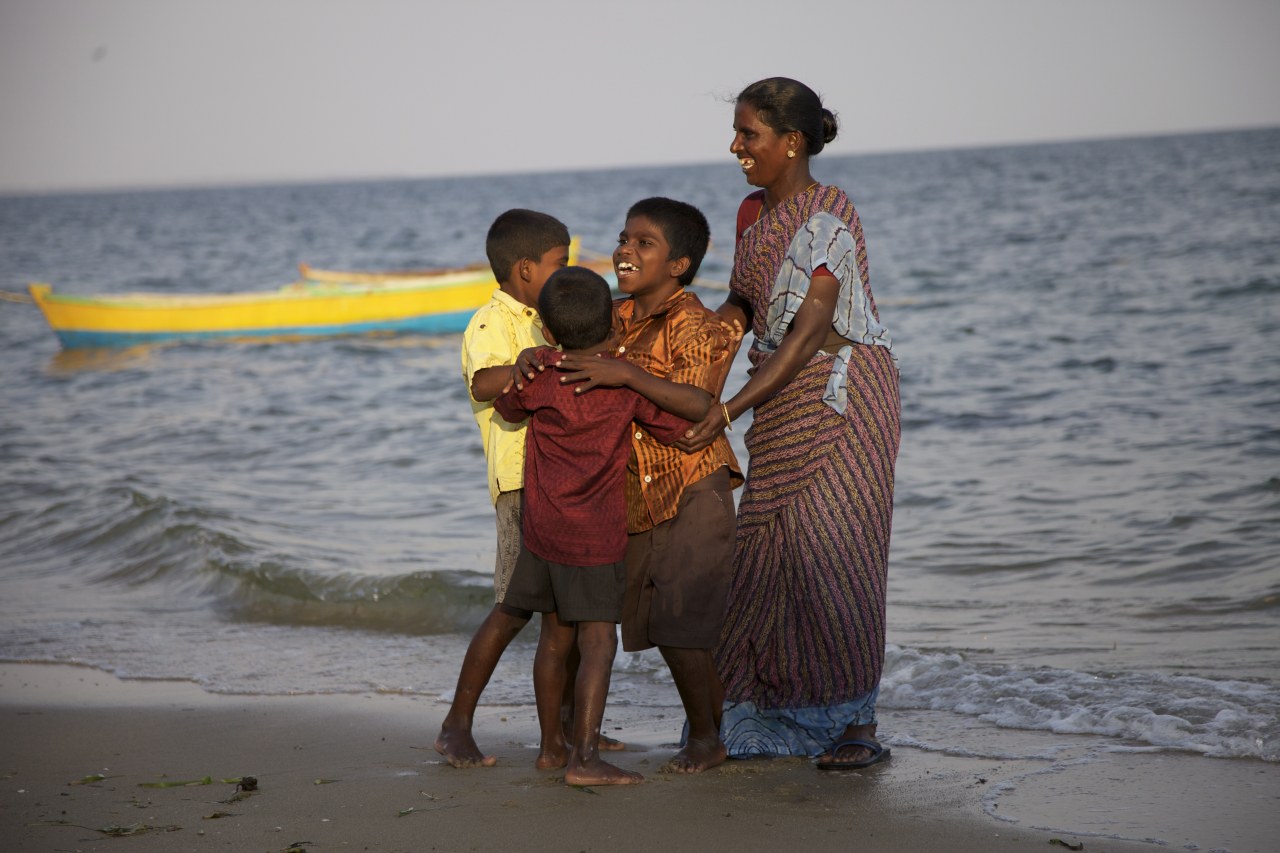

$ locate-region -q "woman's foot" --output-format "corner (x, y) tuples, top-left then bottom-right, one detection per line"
(815, 722), (890, 770)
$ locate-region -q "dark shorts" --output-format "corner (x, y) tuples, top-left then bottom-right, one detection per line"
(503, 545), (626, 624)
(622, 467), (737, 652)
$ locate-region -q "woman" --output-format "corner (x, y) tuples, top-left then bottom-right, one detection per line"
(679, 77), (900, 769)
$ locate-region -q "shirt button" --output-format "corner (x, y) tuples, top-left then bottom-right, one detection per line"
(634, 431), (643, 440)
(643, 475), (652, 483)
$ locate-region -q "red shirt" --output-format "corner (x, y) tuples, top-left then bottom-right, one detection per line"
(493, 349), (690, 566)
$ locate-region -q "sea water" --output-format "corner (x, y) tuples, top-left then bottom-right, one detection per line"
(1, 130), (1277, 774)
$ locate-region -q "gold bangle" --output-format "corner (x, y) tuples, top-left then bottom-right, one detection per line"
(721, 402), (733, 431)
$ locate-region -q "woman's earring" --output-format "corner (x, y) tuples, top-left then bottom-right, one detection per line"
(787, 150), (796, 159)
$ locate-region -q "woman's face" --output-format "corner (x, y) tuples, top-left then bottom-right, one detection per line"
(730, 101), (794, 189)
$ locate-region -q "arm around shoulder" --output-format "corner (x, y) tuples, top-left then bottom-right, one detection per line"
(623, 368), (711, 422)
(556, 353), (711, 421)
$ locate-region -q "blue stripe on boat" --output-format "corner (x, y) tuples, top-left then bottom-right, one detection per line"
(53, 310), (478, 349)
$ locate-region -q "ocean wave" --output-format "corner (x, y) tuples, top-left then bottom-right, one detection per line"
(6, 482), (497, 634)
(879, 645), (1279, 761)
(1196, 276), (1279, 300)
(213, 563), (495, 634)
(1140, 590), (1280, 616)
(0, 484), (237, 580)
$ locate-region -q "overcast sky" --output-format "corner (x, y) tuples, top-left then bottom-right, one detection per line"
(2, 0), (1278, 194)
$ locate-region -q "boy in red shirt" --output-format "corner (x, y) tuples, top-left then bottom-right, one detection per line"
(495, 266), (691, 786)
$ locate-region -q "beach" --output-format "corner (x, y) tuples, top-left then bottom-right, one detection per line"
(2, 663), (1273, 853)
(2, 131), (1277, 852)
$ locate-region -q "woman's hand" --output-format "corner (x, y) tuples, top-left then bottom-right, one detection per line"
(673, 402), (728, 453)
(554, 352), (640, 393)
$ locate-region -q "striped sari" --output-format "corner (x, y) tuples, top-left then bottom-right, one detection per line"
(716, 184), (901, 757)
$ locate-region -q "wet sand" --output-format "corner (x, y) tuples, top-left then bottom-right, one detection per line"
(0, 663), (1271, 853)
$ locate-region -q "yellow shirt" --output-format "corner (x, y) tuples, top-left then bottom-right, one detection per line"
(461, 289), (549, 504)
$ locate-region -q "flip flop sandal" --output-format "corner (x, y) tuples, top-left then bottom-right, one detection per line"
(814, 738), (890, 771)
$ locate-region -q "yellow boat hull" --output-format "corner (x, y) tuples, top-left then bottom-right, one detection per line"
(29, 274), (498, 349)
(29, 241), (613, 349)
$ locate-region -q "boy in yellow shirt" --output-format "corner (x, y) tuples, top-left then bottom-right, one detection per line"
(434, 208), (568, 767)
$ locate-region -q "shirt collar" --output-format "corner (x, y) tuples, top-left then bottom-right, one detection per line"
(492, 288), (540, 322)
(617, 287), (689, 324)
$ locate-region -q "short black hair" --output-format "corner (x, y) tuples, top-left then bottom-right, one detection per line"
(625, 197), (710, 287)
(537, 266), (613, 351)
(737, 77), (839, 157)
(485, 209), (571, 282)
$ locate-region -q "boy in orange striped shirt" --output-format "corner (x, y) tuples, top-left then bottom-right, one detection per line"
(555, 197), (742, 772)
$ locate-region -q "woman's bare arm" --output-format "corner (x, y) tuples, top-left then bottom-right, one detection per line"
(675, 273), (837, 452)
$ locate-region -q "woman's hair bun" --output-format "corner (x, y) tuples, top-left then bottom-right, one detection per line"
(821, 108), (839, 145)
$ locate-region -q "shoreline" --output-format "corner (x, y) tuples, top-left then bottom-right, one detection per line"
(1, 663), (1271, 853)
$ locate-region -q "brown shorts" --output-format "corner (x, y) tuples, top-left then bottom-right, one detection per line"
(503, 545), (626, 624)
(622, 467), (736, 652)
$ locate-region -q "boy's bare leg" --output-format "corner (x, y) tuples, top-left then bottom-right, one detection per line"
(564, 621), (643, 786)
(532, 611), (574, 769)
(560, 640), (626, 751)
(435, 605), (530, 768)
(658, 646), (727, 773)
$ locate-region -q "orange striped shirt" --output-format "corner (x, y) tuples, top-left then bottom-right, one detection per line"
(614, 289), (742, 533)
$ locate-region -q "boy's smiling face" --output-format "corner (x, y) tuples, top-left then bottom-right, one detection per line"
(614, 215), (687, 300)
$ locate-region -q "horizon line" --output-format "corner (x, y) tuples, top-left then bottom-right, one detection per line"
(2, 123), (1276, 200)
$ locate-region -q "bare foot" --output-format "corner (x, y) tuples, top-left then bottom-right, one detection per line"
(661, 736), (726, 774)
(535, 741), (569, 770)
(564, 756), (644, 786)
(434, 727), (496, 768)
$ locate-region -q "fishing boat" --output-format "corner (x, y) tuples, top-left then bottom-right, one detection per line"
(296, 261), (493, 285)
(28, 241), (610, 349)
